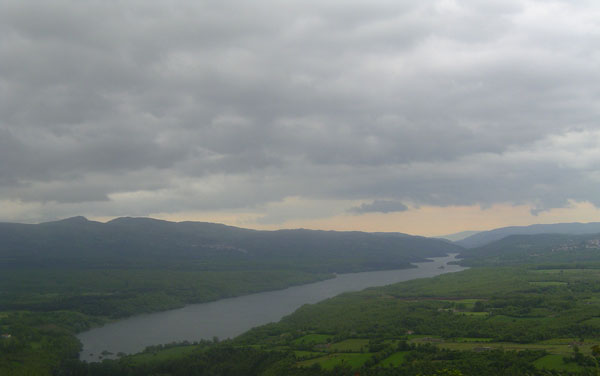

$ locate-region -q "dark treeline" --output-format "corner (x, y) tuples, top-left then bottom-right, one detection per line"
(54, 343), (576, 376)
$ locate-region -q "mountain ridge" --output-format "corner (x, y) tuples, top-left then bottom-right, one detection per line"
(455, 221), (600, 248)
(0, 216), (462, 273)
(458, 231), (600, 266)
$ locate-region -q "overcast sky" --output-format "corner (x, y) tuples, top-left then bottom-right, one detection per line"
(2, 0), (600, 235)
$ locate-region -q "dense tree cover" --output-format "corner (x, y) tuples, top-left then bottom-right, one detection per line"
(40, 264), (600, 375)
(0, 216), (462, 375)
(459, 233), (600, 266)
(8, 218), (600, 375)
(60, 345), (293, 376)
(0, 311), (93, 375)
(1, 268), (332, 318)
(54, 341), (578, 376)
(455, 222), (600, 249)
(0, 216), (460, 271)
(0, 268), (333, 375)
(238, 267), (600, 344)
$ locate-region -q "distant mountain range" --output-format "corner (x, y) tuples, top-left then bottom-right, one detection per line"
(458, 232), (600, 266)
(455, 222), (600, 248)
(0, 216), (462, 273)
(6, 217), (600, 271)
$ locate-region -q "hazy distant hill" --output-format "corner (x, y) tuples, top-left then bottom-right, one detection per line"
(459, 232), (600, 266)
(0, 216), (462, 273)
(436, 230), (480, 242)
(455, 222), (600, 248)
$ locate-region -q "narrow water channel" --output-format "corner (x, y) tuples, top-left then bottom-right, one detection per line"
(78, 254), (466, 362)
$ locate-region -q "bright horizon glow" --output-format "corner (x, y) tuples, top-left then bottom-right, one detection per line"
(85, 200), (600, 237)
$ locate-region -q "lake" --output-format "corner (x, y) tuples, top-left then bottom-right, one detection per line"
(78, 253), (466, 362)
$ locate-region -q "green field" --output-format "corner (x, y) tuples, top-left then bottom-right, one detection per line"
(444, 298), (480, 309)
(533, 354), (585, 372)
(454, 337), (494, 342)
(533, 268), (600, 274)
(582, 317), (600, 328)
(529, 281), (568, 286)
(379, 351), (408, 367)
(457, 311), (489, 317)
(328, 338), (369, 352)
(292, 333), (332, 345)
(297, 352), (373, 369)
(438, 340), (592, 356)
(293, 350), (326, 359)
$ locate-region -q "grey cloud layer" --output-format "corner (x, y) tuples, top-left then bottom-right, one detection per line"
(1, 0), (600, 221)
(349, 200), (409, 214)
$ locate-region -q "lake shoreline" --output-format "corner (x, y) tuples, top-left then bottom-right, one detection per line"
(78, 253), (466, 362)
(73, 259), (431, 338)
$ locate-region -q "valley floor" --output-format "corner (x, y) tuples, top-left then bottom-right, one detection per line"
(38, 264), (600, 375)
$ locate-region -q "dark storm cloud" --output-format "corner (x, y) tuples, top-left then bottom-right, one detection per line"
(2, 0), (600, 222)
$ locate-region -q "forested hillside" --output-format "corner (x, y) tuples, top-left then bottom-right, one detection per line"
(59, 264), (600, 375)
(0, 217), (462, 375)
(11, 217), (600, 375)
(0, 217), (463, 317)
(456, 222), (600, 248)
(459, 232), (600, 266)
(0, 216), (461, 271)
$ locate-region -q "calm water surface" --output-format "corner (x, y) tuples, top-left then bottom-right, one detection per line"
(78, 254), (466, 362)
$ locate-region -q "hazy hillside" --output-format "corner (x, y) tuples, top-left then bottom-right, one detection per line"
(459, 232), (600, 266)
(436, 230), (480, 242)
(455, 222), (600, 248)
(0, 216), (462, 273)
